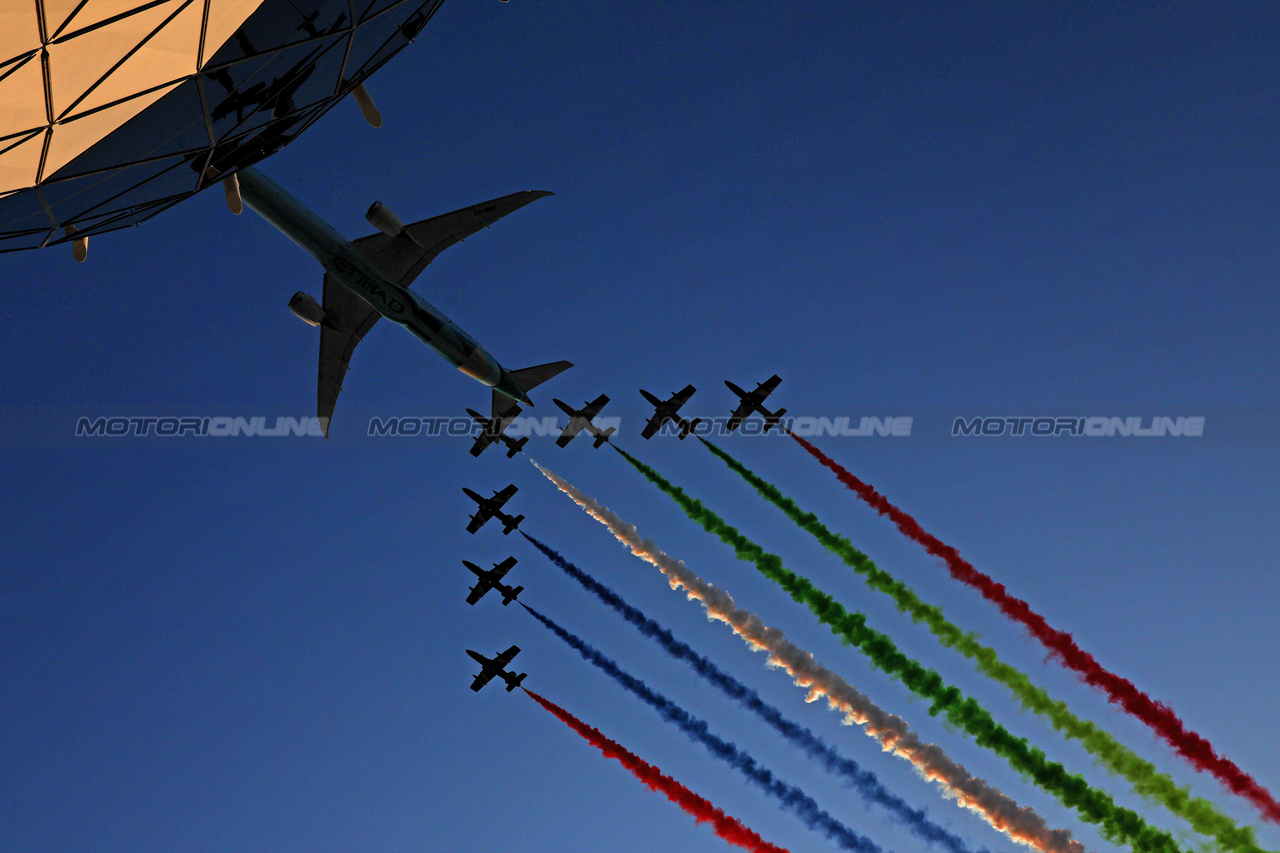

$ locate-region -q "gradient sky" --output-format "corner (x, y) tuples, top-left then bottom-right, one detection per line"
(3, 3), (1279, 852)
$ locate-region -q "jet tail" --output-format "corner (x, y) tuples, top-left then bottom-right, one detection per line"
(492, 360), (573, 418)
(764, 409), (788, 432)
(680, 417), (702, 440)
(505, 437), (528, 458)
(503, 585), (524, 605)
(593, 427), (616, 448)
(505, 672), (527, 691)
(502, 514), (525, 535)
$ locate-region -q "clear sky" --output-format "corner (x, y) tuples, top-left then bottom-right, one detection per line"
(3, 3), (1279, 852)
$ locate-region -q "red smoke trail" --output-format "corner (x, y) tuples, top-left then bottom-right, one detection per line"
(787, 429), (1280, 823)
(524, 689), (790, 853)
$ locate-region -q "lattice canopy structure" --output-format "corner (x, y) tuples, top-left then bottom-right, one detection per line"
(0, 0), (445, 253)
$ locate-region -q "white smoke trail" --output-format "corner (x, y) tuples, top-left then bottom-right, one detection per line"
(529, 457), (1084, 853)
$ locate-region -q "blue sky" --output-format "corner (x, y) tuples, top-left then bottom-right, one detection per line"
(3, 3), (1279, 852)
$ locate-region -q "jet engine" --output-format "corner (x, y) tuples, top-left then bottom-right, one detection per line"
(288, 291), (326, 327)
(365, 201), (405, 238)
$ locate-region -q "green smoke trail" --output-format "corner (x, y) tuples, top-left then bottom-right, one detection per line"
(612, 445), (1184, 853)
(695, 437), (1266, 853)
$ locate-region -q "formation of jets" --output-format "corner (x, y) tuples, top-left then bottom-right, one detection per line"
(554, 395), (615, 448)
(464, 484), (524, 535)
(468, 645), (527, 692)
(464, 557), (523, 606)
(726, 374), (787, 433)
(462, 374), (784, 695)
(639, 384), (701, 440)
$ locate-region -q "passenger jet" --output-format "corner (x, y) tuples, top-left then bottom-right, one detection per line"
(230, 167), (571, 437)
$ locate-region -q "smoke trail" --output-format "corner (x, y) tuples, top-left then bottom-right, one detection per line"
(523, 603), (885, 853)
(524, 688), (791, 853)
(528, 457), (1084, 853)
(698, 438), (1267, 853)
(786, 430), (1280, 826)
(520, 531), (983, 853)
(612, 445), (1186, 853)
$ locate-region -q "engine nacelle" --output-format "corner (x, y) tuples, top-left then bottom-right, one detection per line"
(365, 201), (405, 238)
(288, 291), (326, 327)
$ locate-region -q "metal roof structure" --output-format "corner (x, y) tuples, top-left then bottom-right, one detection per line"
(0, 0), (446, 253)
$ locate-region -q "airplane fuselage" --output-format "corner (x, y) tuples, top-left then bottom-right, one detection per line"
(236, 167), (532, 404)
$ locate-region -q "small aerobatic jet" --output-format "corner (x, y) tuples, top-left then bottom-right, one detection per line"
(554, 394), (615, 448)
(639, 384), (701, 439)
(466, 406), (527, 458)
(464, 484), (524, 535)
(464, 557), (523, 606)
(725, 374), (787, 432)
(468, 645), (527, 692)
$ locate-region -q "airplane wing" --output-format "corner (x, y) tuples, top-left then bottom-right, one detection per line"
(728, 400), (752, 423)
(465, 584), (489, 605)
(670, 385), (697, 407)
(641, 414), (664, 440)
(579, 394), (610, 420)
(556, 418), (586, 448)
(490, 556), (517, 580)
(351, 191), (554, 289)
(492, 644), (520, 668)
(316, 273), (381, 437)
(469, 670), (494, 691)
(491, 484), (518, 506)
(465, 509), (491, 534)
(469, 432), (495, 457)
(754, 375), (782, 399)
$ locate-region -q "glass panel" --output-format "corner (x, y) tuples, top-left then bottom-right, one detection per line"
(60, 1), (164, 37)
(201, 0), (268, 68)
(344, 11), (407, 84)
(206, 34), (344, 142)
(205, 0), (348, 67)
(0, 7), (41, 68)
(52, 78), (210, 180)
(0, 228), (54, 252)
(47, 1), (180, 117)
(40, 154), (193, 225)
(356, 0), (407, 24)
(43, 83), (182, 180)
(70, 0), (204, 116)
(0, 131), (46, 196)
(0, 54), (49, 138)
(0, 177), (53, 232)
(207, 100), (324, 174)
(40, 0), (84, 40)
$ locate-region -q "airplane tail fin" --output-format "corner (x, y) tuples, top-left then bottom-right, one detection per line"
(506, 437), (528, 458)
(593, 428), (616, 448)
(504, 585), (524, 605)
(503, 514), (525, 534)
(764, 409), (788, 432)
(680, 417), (702, 440)
(505, 672), (527, 691)
(492, 360), (573, 418)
